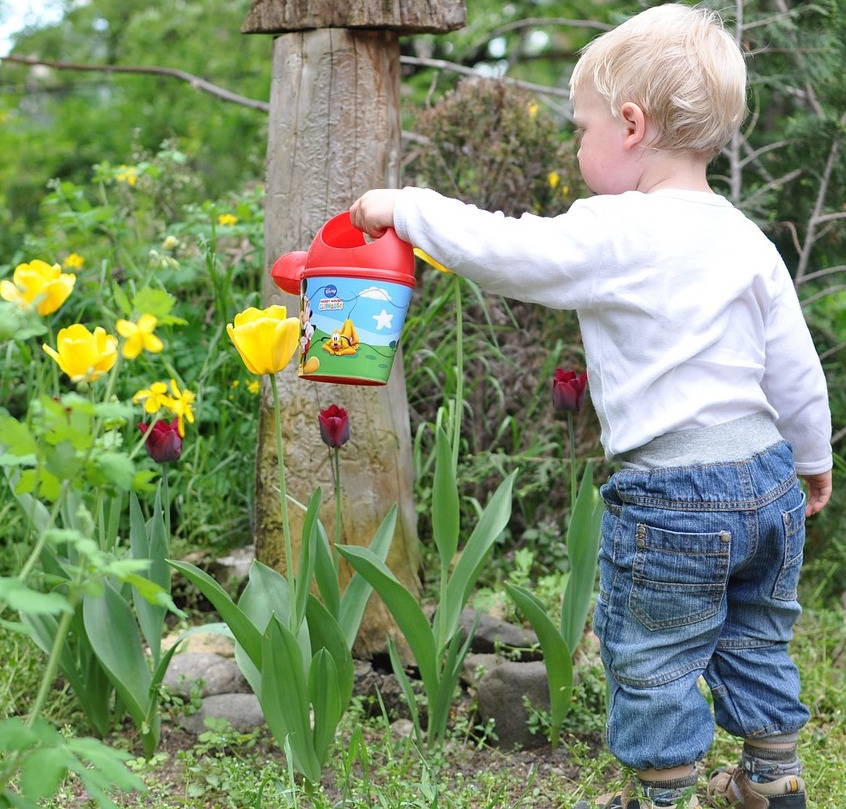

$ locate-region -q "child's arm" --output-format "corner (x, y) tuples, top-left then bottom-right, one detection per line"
(351, 187), (606, 310)
(760, 256), (833, 516)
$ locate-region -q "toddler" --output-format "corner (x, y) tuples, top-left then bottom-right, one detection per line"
(350, 4), (832, 807)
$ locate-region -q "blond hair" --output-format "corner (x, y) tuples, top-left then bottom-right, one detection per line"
(570, 3), (747, 157)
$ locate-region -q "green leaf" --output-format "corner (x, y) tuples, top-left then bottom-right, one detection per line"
(560, 462), (603, 652)
(338, 505), (396, 649)
(0, 718), (38, 753)
(0, 300), (47, 341)
(505, 583), (573, 747)
(83, 583), (151, 730)
(169, 560), (262, 669)
(312, 520), (340, 619)
(65, 736), (144, 792)
(19, 746), (71, 801)
(0, 578), (72, 615)
(260, 616), (322, 782)
(336, 545), (437, 693)
(305, 595), (353, 709)
(441, 470), (516, 649)
(308, 649), (342, 765)
(432, 426), (459, 570)
(0, 416), (37, 456)
(294, 489), (321, 628)
(92, 451), (135, 490)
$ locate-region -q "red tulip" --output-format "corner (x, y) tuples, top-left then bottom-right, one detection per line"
(138, 418), (182, 463)
(318, 404), (350, 449)
(552, 368), (588, 414)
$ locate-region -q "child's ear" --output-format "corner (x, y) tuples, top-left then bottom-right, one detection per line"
(620, 102), (647, 149)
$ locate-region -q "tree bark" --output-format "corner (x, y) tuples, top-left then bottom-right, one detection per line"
(256, 27), (420, 657)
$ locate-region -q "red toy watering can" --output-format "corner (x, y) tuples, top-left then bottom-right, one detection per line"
(271, 212), (416, 386)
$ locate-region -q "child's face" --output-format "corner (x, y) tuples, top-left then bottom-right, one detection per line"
(572, 86), (639, 195)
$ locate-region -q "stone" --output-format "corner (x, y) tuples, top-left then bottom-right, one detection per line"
(477, 660), (550, 750)
(459, 607), (538, 654)
(208, 545), (255, 591)
(179, 693), (264, 734)
(163, 652), (248, 698)
(161, 631), (236, 658)
(391, 718), (415, 738)
(460, 653), (503, 687)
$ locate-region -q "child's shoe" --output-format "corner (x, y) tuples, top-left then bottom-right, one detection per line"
(707, 765), (805, 808)
(574, 781), (700, 809)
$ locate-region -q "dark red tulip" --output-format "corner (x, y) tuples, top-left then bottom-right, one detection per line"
(138, 419), (182, 463)
(552, 369), (588, 414)
(318, 404), (350, 449)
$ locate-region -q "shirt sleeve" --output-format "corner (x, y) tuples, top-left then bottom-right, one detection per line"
(760, 257), (832, 475)
(393, 186), (607, 310)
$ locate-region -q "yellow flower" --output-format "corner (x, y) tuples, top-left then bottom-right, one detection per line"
(116, 165), (138, 186)
(165, 378), (195, 437)
(1, 259), (76, 316)
(218, 214), (238, 226)
(247, 380), (260, 395)
(548, 171), (560, 189)
(132, 381), (172, 415)
(528, 102), (539, 119)
(116, 314), (164, 359)
(162, 235), (179, 250)
(413, 248), (453, 275)
(562, 185), (570, 196)
(226, 306), (300, 375)
(63, 252), (85, 270)
(42, 324), (117, 384)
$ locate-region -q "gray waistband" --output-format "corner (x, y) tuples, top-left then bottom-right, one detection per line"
(617, 413), (784, 470)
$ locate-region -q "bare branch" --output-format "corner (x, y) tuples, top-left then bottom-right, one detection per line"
(820, 341), (846, 361)
(800, 284), (846, 308)
(812, 211), (846, 226)
(741, 7), (805, 30)
(797, 265), (846, 285)
(485, 16), (613, 38)
(1, 54), (270, 112)
(399, 54), (573, 104)
(738, 139), (792, 169)
(774, 0), (825, 118)
(777, 220), (803, 255)
(831, 424), (846, 445)
(739, 168), (802, 209)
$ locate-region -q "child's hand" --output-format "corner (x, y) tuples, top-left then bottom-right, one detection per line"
(350, 189), (399, 238)
(800, 469), (832, 517)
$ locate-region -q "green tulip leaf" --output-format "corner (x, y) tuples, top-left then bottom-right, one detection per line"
(313, 519), (340, 619)
(261, 616), (322, 782)
(308, 649), (342, 765)
(336, 545), (437, 692)
(432, 426), (459, 570)
(305, 595), (353, 709)
(505, 583), (573, 747)
(168, 560), (262, 669)
(338, 504), (397, 649)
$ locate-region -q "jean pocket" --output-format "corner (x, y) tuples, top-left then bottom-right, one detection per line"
(629, 521), (730, 630)
(772, 492), (806, 601)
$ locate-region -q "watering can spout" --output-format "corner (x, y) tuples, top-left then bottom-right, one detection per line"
(271, 251), (307, 295)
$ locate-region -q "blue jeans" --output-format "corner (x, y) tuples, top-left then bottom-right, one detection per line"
(593, 441), (809, 771)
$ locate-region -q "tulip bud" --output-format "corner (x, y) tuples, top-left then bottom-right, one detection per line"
(139, 419), (182, 464)
(552, 368), (588, 414)
(318, 405), (350, 449)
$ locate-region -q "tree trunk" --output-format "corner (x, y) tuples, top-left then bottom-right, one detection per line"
(255, 27), (420, 657)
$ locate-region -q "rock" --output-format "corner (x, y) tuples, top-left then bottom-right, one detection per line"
(163, 652), (248, 697)
(459, 607), (538, 654)
(208, 545), (255, 591)
(460, 653), (503, 687)
(180, 693), (264, 734)
(161, 631), (236, 658)
(391, 718), (415, 738)
(351, 659), (422, 721)
(477, 660), (550, 750)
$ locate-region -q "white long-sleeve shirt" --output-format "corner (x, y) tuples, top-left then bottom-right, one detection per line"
(394, 186), (832, 475)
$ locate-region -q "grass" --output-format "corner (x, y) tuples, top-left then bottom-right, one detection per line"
(8, 604), (839, 809)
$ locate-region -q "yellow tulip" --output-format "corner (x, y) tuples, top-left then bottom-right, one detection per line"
(0, 259), (76, 316)
(116, 314), (164, 359)
(42, 324), (117, 383)
(226, 306), (300, 376)
(63, 253), (85, 269)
